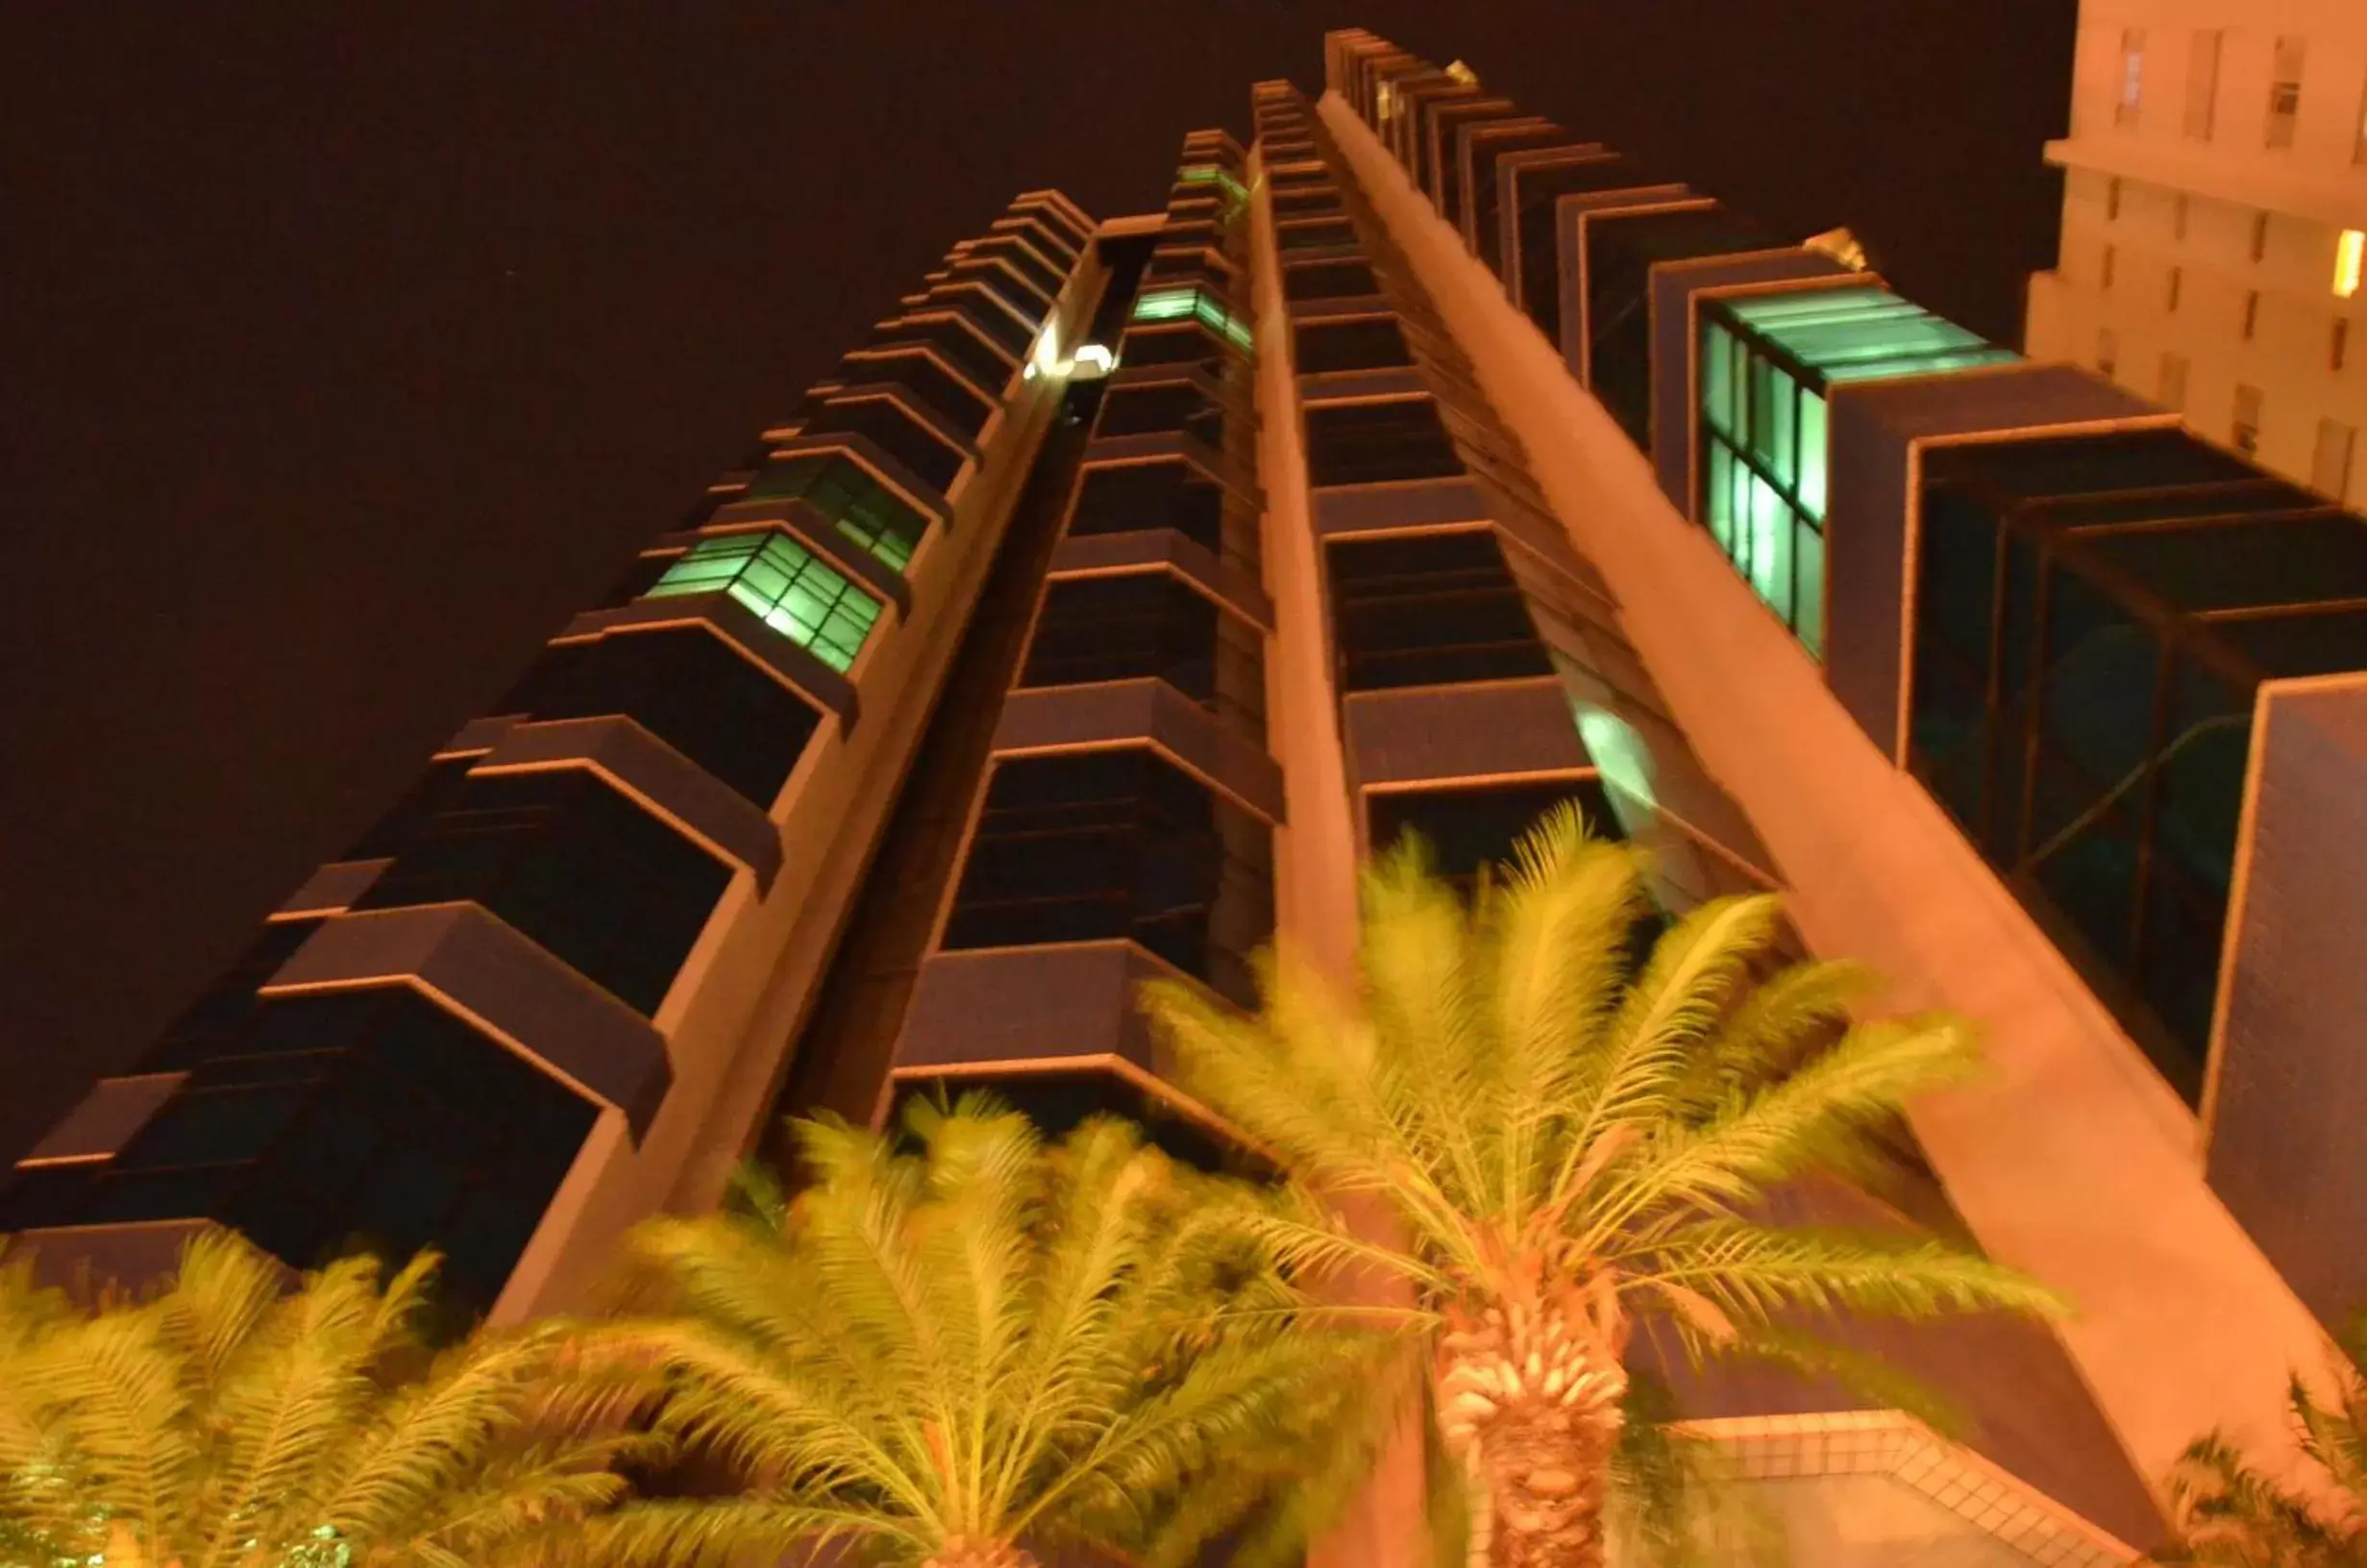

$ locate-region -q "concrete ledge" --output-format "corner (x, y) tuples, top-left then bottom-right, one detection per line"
(1296, 365), (1431, 403)
(275, 858), (393, 919)
(692, 496), (913, 619)
(437, 714), (521, 758)
(8, 1219), (246, 1300)
(1343, 677), (1591, 790)
(559, 594), (859, 727)
(895, 943), (1171, 1076)
(1046, 529), (1275, 629)
(17, 1074), (188, 1166)
(1312, 477), (1492, 536)
(992, 678), (1285, 824)
(476, 716), (785, 893)
(761, 430), (958, 521)
(262, 905), (673, 1138)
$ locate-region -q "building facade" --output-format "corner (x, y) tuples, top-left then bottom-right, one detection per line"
(12, 29), (2367, 1565)
(2025, 0), (2367, 502)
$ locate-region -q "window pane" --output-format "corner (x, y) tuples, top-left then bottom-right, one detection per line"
(1706, 441), (1735, 550)
(1798, 390), (1829, 517)
(1795, 521), (1826, 658)
(1703, 323), (1734, 435)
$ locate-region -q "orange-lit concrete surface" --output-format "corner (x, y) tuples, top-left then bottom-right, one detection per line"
(1316, 89), (2328, 1493)
(1248, 145), (1429, 1568)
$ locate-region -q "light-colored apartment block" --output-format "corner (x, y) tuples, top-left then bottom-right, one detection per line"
(2027, 0), (2367, 501)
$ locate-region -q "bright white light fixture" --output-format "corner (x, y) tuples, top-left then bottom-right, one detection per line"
(1072, 343), (1115, 379)
(2337, 230), (2364, 300)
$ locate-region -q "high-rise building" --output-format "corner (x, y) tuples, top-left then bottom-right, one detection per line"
(2025, 0), (2366, 502)
(11, 28), (2367, 1564)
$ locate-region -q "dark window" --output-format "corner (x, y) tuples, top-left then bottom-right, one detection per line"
(1066, 461), (1224, 554)
(121, 989), (591, 1317)
(356, 770), (731, 1015)
(963, 236), (1066, 297)
(847, 352), (996, 438)
(1280, 220), (1358, 251)
(1368, 778), (1628, 880)
(1015, 204), (1090, 254)
(344, 756), (481, 861)
(1118, 325), (1227, 370)
(943, 749), (1273, 1007)
(743, 452), (932, 575)
(1515, 157), (1649, 342)
(1145, 250), (1224, 282)
(495, 626), (824, 809)
(1303, 399), (1464, 487)
(1294, 318), (1414, 374)
(1096, 382), (1226, 442)
(1326, 529), (1553, 691)
(930, 284), (1038, 355)
(1020, 572), (1266, 734)
(1586, 208), (1771, 450)
(1271, 188), (1342, 217)
(798, 399), (966, 499)
(865, 318), (1014, 397)
(137, 918), (328, 1073)
(1283, 260), (1381, 302)
(946, 260), (1049, 327)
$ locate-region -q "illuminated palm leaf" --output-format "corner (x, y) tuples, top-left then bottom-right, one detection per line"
(1142, 801), (2063, 1566)
(570, 1103), (1393, 1568)
(0, 1232), (650, 1568)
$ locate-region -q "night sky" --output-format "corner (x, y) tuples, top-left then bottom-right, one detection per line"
(0, 0), (2074, 1163)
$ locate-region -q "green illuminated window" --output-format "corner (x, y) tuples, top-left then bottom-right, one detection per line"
(647, 532), (882, 673)
(1696, 285), (2017, 657)
(744, 453), (928, 575)
(1132, 287), (1253, 352)
(1178, 163), (1249, 208)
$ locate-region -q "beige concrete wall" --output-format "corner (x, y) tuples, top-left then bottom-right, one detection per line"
(1316, 89), (2329, 1492)
(2030, 0), (2365, 499)
(1247, 145), (1429, 1568)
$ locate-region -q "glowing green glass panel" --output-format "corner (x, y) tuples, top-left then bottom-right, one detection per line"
(649, 532), (882, 674)
(1727, 286), (1897, 324)
(1706, 441), (1735, 550)
(1574, 704), (1660, 837)
(1749, 475), (1791, 618)
(1133, 289), (1198, 322)
(1703, 322), (1734, 436)
(1798, 390), (1829, 518)
(1179, 164), (1248, 206)
(1795, 521), (1826, 660)
(1770, 367), (1797, 487)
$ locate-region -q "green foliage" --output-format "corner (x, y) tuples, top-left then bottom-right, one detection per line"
(1141, 801), (2062, 1380)
(570, 1102), (1394, 1568)
(0, 1232), (649, 1568)
(2153, 1318), (2367, 1566)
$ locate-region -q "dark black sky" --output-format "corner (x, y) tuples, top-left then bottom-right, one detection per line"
(0, 0), (2073, 1162)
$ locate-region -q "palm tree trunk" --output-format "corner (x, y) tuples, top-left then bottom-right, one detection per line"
(1437, 1302), (1627, 1568)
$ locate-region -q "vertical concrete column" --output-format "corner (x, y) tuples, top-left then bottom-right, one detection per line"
(1315, 89), (2326, 1490)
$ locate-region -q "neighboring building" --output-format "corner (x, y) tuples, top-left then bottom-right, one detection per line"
(2024, 0), (2367, 502)
(11, 28), (2367, 1566)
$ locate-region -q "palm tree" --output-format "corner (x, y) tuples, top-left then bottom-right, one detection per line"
(2155, 1319), (2367, 1565)
(1141, 804), (2066, 1568)
(0, 1231), (650, 1568)
(570, 1102), (1389, 1568)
